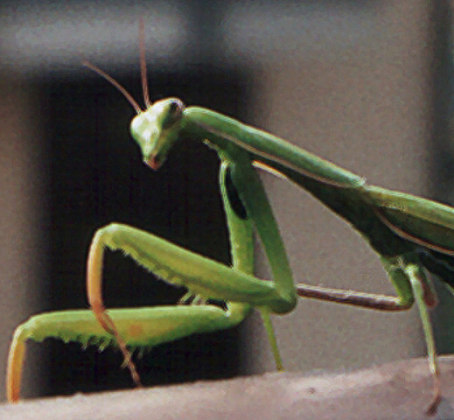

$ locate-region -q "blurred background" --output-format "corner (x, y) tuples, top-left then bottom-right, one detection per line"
(0, 0), (453, 401)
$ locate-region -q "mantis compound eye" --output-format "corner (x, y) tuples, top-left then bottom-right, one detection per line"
(168, 98), (184, 115)
(161, 98), (185, 129)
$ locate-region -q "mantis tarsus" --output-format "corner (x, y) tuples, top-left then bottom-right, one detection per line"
(6, 25), (453, 416)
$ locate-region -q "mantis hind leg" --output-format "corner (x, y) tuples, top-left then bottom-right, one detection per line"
(296, 254), (441, 414)
(403, 263), (441, 415)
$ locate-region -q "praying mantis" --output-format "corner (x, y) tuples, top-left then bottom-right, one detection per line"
(5, 26), (453, 416)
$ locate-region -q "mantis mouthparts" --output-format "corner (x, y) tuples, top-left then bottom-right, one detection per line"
(145, 156), (161, 171)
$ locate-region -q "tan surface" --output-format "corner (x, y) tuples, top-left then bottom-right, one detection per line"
(1, 356), (454, 420)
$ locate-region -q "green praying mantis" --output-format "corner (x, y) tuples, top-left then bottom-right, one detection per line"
(6, 27), (454, 416)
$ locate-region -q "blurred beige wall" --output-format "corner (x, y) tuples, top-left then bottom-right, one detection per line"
(242, 1), (433, 374)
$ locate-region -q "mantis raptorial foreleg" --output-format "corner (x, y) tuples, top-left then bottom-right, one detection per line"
(7, 149), (295, 401)
(6, 305), (247, 401)
(7, 160), (258, 401)
(84, 145), (297, 381)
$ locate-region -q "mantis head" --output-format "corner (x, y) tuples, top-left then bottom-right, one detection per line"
(83, 22), (189, 170)
(82, 58), (186, 171)
(130, 98), (185, 170)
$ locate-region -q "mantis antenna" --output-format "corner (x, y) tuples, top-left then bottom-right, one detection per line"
(82, 19), (153, 113)
(82, 59), (142, 114)
(139, 18), (151, 109)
